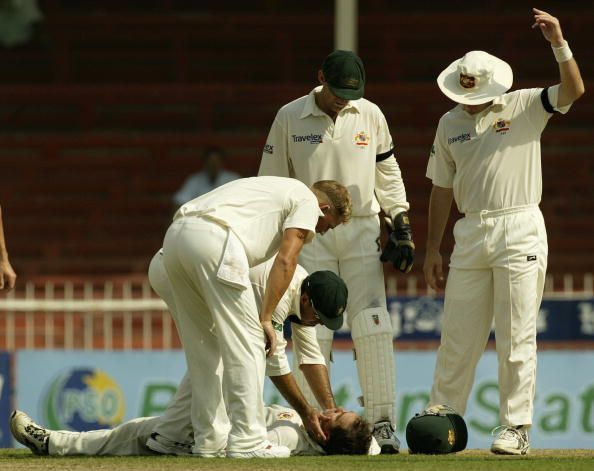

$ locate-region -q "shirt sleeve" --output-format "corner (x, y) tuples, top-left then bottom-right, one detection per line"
(518, 88), (556, 134)
(258, 112), (291, 177)
(282, 191), (320, 242)
(292, 324), (326, 366)
(373, 109), (410, 220)
(426, 120), (455, 188)
(375, 156), (410, 220)
(546, 84), (572, 114)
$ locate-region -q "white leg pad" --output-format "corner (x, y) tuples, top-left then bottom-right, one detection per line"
(292, 324), (334, 409)
(351, 308), (396, 425)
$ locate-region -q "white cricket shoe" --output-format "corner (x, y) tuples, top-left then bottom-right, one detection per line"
(491, 425), (530, 455)
(373, 420), (400, 454)
(146, 432), (194, 456)
(227, 441), (291, 458)
(10, 410), (50, 455)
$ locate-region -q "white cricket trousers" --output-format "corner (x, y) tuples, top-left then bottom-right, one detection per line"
(49, 417), (159, 456)
(162, 217), (267, 454)
(430, 205), (547, 427)
(47, 409), (288, 456)
(148, 251), (209, 445)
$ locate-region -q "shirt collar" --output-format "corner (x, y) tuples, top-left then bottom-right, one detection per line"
(300, 86), (360, 119)
(455, 94), (507, 119)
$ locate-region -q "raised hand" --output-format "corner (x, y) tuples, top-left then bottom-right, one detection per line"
(532, 8), (564, 46)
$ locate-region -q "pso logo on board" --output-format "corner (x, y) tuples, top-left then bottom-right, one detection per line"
(43, 368), (125, 431)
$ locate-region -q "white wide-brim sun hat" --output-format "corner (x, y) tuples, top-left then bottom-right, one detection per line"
(437, 51), (513, 105)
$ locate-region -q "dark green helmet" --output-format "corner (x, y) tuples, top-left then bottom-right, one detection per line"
(406, 405), (468, 454)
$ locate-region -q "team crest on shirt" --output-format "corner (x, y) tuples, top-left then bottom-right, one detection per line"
(353, 131), (370, 146)
(277, 412), (295, 420)
(493, 118), (511, 134)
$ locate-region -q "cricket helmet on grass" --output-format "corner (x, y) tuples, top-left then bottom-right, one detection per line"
(406, 404), (468, 454)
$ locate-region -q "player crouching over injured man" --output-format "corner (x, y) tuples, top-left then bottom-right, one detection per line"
(10, 406), (374, 457)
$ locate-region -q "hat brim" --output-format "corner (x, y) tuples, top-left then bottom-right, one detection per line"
(328, 84), (364, 101)
(316, 310), (344, 331)
(437, 56), (513, 105)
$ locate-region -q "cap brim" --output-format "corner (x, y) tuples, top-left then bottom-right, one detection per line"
(316, 310), (344, 330)
(437, 56), (513, 105)
(328, 84), (364, 101)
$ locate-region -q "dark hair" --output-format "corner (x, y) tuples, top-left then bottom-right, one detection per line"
(201, 146), (226, 161)
(322, 416), (372, 455)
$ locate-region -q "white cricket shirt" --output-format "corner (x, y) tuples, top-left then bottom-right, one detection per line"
(426, 86), (569, 213)
(250, 259), (325, 377)
(259, 86), (409, 219)
(174, 176), (322, 266)
(265, 405), (324, 455)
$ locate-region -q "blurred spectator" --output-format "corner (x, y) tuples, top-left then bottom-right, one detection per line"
(172, 147), (240, 207)
(0, 204), (16, 290)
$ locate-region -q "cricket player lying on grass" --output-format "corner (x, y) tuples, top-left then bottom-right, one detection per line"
(11, 405), (375, 456)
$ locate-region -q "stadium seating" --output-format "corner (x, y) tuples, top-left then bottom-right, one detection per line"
(0, 3), (592, 281)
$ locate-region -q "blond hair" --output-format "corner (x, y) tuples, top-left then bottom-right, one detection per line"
(312, 180), (352, 224)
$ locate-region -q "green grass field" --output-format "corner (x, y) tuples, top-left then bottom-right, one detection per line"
(2, 449), (594, 471)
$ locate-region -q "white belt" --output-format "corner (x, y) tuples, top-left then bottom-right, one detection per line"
(465, 204), (538, 222)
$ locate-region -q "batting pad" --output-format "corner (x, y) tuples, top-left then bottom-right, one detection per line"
(351, 308), (396, 424)
(292, 325), (334, 409)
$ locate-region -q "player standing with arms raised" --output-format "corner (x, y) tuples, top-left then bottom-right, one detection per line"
(259, 50), (413, 453)
(423, 8), (584, 455)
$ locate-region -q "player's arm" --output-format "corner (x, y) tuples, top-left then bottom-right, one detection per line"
(374, 111), (409, 220)
(532, 8), (584, 107)
(375, 155), (409, 219)
(374, 111), (415, 273)
(0, 204), (16, 290)
(292, 324), (335, 409)
(423, 185), (453, 291)
(260, 228), (309, 357)
(300, 364), (335, 410)
(269, 373), (327, 444)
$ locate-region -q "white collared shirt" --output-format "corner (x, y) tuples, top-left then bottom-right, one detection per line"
(259, 86), (409, 219)
(426, 86), (570, 213)
(265, 405), (325, 455)
(175, 176), (321, 267)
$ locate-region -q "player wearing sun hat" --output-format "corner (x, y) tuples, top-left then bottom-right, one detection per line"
(423, 8), (584, 455)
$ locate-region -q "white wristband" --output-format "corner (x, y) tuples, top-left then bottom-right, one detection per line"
(552, 40), (573, 63)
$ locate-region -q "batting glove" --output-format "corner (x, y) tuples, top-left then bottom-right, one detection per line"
(380, 212), (415, 273)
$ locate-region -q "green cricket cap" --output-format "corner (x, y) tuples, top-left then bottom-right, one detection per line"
(321, 50), (366, 100)
(305, 270), (347, 331)
(406, 405), (468, 454)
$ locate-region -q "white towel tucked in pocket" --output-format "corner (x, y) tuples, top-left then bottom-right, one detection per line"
(216, 229), (250, 290)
